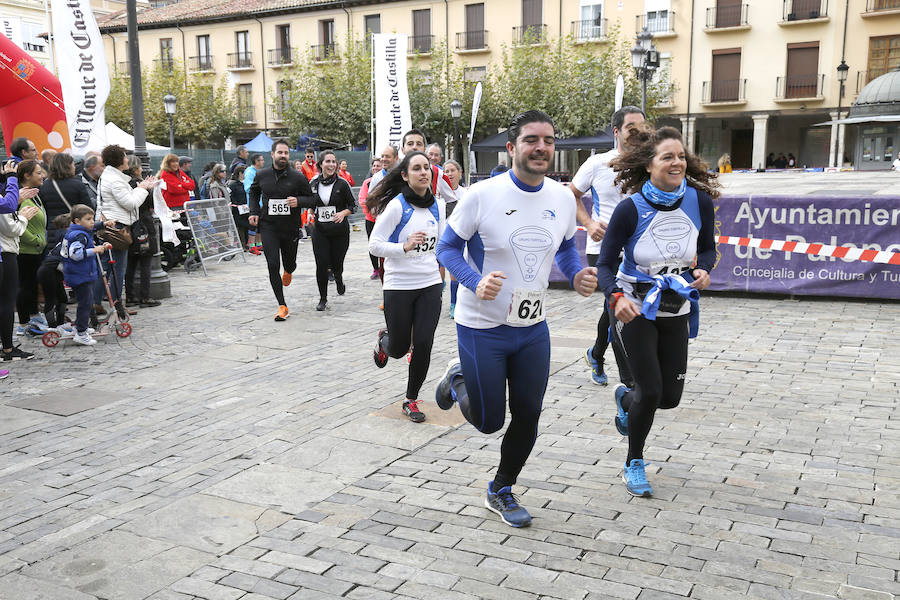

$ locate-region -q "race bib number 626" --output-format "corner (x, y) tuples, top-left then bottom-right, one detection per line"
(507, 288), (546, 325)
(268, 198), (291, 216)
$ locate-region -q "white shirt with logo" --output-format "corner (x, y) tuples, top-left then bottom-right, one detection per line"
(447, 172), (576, 329)
(368, 195), (446, 291)
(571, 148), (626, 254)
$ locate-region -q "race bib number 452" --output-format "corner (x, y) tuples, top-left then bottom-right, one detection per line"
(507, 288), (546, 325)
(268, 198), (291, 216)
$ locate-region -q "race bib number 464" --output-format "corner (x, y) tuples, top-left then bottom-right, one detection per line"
(268, 198), (291, 216)
(317, 205), (337, 222)
(507, 288), (546, 325)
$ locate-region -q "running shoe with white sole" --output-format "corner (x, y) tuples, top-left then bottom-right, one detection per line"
(0, 369), (9, 380)
(373, 329), (388, 368)
(274, 305), (289, 321)
(73, 331), (97, 346)
(435, 360), (463, 410)
(484, 482), (532, 527)
(1, 345), (35, 361)
(614, 385), (630, 436)
(402, 400), (425, 423)
(623, 459), (653, 497)
(584, 346), (608, 385)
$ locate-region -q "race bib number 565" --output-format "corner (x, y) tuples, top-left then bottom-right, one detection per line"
(507, 288), (546, 325)
(268, 198), (291, 216)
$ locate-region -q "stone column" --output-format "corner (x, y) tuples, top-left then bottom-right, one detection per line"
(751, 114), (769, 171)
(680, 116), (697, 153)
(828, 110), (839, 168)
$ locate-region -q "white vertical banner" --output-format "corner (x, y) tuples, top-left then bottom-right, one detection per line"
(372, 33), (411, 155)
(467, 82), (482, 184)
(50, 0), (109, 152)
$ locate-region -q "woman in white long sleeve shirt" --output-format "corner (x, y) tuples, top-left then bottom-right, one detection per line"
(96, 145), (158, 310)
(367, 151), (446, 423)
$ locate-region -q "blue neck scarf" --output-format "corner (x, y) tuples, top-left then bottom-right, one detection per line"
(642, 179), (686, 207)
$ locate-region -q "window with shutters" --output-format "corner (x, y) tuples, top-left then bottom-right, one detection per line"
(710, 49), (741, 101)
(364, 14), (381, 35)
(412, 9), (432, 53)
(866, 35), (900, 82)
(784, 42), (820, 98)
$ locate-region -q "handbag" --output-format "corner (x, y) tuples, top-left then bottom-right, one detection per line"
(95, 183), (134, 250)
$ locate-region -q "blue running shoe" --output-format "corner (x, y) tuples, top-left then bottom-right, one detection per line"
(584, 347), (608, 385)
(485, 482), (532, 527)
(435, 360), (463, 410)
(614, 385), (630, 436)
(623, 459), (653, 497)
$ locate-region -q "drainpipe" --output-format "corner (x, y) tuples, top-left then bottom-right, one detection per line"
(342, 3), (351, 31)
(444, 0), (450, 82)
(176, 24), (187, 90)
(685, 0), (695, 151)
(107, 33), (117, 72)
(255, 17), (268, 132)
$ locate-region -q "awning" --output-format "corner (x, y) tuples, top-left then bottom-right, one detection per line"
(813, 114), (900, 126)
(471, 128), (615, 151)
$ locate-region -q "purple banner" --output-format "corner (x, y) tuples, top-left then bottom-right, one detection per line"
(710, 195), (900, 299)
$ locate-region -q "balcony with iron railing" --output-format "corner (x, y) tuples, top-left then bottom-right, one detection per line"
(270, 103), (286, 122)
(704, 4), (750, 30)
(153, 57), (174, 72)
(513, 25), (548, 45)
(701, 79), (747, 104)
(862, 0), (900, 15)
(237, 105), (256, 124)
(572, 18), (608, 42)
(455, 30), (489, 52)
(780, 0), (829, 23)
(407, 35), (435, 54)
(636, 12), (676, 36)
(227, 52), (254, 70)
(775, 73), (825, 100)
(311, 43), (339, 62)
(267, 48), (296, 67)
(187, 55), (214, 73)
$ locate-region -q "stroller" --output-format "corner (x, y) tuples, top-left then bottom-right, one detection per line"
(160, 209), (202, 273)
(41, 251), (133, 347)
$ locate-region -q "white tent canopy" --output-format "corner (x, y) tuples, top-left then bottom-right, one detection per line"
(80, 122), (170, 154)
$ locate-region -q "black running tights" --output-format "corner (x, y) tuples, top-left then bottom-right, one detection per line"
(0, 254), (19, 350)
(16, 252), (41, 325)
(312, 229), (349, 300)
(382, 284), (442, 400)
(613, 313), (689, 464)
(586, 253), (633, 387)
(364, 219), (378, 271)
(259, 226), (299, 306)
(37, 263), (67, 328)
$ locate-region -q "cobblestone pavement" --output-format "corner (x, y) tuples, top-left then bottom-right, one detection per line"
(1, 229), (898, 600)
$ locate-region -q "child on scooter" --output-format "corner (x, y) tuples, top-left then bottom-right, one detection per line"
(61, 205), (110, 346)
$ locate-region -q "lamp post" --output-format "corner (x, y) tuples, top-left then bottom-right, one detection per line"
(630, 27), (659, 113)
(833, 60), (849, 168)
(164, 93), (177, 150)
(450, 99), (463, 164)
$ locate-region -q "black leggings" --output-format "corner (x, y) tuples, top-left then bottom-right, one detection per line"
(259, 226), (299, 306)
(37, 263), (67, 328)
(312, 229), (349, 300)
(126, 252), (152, 301)
(16, 252), (42, 324)
(382, 283), (442, 400)
(613, 313), (689, 464)
(0, 254), (19, 350)
(587, 253), (633, 387)
(364, 220), (378, 271)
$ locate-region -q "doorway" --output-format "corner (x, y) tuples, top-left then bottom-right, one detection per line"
(731, 129), (753, 169)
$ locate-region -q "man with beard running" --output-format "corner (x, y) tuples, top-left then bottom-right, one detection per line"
(435, 110), (598, 527)
(249, 139), (316, 321)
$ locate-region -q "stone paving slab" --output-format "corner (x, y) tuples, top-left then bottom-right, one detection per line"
(0, 228), (897, 599)
(7, 387), (126, 416)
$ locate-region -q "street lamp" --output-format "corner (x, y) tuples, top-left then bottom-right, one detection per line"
(449, 99), (463, 163)
(630, 27), (659, 113)
(164, 93), (177, 150)
(833, 60), (849, 168)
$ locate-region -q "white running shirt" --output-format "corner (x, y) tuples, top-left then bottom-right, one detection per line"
(571, 148), (626, 254)
(447, 172), (577, 329)
(369, 195), (447, 291)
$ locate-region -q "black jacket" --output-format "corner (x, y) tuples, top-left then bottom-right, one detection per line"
(248, 166), (315, 230)
(40, 176), (93, 245)
(310, 176), (356, 235)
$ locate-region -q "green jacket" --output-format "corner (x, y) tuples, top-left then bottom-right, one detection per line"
(18, 195), (47, 255)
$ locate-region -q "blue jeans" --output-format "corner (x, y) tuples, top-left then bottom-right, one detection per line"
(95, 248), (128, 304)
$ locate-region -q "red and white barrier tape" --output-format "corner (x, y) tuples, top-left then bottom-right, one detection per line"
(576, 226), (900, 265)
(716, 235), (900, 265)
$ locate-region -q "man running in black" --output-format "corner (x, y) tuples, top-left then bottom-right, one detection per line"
(249, 139), (316, 321)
